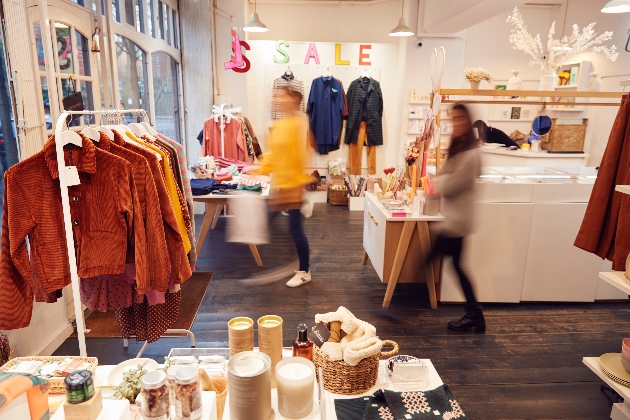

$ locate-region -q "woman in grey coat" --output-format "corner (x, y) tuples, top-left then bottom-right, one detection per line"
(426, 103), (484, 333)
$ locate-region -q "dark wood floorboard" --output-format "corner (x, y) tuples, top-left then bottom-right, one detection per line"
(54, 204), (629, 419)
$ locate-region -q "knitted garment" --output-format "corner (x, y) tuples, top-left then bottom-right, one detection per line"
(0, 333), (8, 366)
(334, 386), (466, 420)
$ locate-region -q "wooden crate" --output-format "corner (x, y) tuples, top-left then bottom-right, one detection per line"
(329, 189), (348, 206)
(541, 118), (588, 153)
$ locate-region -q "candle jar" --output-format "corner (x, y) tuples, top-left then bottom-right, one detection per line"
(257, 315), (283, 387)
(275, 357), (315, 419)
(140, 370), (169, 420)
(227, 352), (273, 420)
(228, 317), (254, 357)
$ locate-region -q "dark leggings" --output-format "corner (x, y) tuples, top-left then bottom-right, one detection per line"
(425, 235), (477, 307)
(269, 209), (310, 272)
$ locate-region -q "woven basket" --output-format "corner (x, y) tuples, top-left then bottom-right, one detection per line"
(313, 340), (398, 395)
(1, 356), (98, 394)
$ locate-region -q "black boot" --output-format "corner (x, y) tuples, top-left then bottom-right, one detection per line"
(448, 305), (486, 333)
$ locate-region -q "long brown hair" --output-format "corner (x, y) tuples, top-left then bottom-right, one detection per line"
(448, 103), (479, 159)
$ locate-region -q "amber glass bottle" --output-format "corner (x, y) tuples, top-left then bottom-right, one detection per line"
(292, 324), (314, 361)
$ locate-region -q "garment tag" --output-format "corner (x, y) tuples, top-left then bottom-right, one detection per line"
(309, 321), (331, 348)
(65, 166), (80, 186)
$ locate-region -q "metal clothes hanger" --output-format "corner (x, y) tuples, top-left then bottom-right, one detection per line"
(81, 114), (101, 142)
(95, 110), (114, 139)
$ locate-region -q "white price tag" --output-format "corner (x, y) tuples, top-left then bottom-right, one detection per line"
(65, 166), (80, 186)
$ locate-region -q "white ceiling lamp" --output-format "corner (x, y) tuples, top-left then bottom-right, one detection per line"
(244, 0), (268, 32)
(389, 0), (414, 37)
(602, 0), (630, 13)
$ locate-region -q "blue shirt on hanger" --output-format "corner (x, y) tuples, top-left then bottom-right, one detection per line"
(307, 76), (345, 154)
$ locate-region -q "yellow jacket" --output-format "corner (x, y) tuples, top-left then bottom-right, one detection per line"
(258, 116), (311, 189)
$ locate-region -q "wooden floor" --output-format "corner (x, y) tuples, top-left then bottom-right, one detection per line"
(55, 204), (630, 419)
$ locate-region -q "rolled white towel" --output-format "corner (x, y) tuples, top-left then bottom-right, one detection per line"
(320, 342), (344, 361)
(344, 337), (383, 367)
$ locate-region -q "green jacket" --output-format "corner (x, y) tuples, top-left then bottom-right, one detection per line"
(344, 78), (384, 146)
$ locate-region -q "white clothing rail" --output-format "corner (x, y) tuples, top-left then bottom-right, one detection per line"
(53, 109), (152, 357)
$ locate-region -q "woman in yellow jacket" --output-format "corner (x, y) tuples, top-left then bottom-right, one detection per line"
(258, 87), (312, 287)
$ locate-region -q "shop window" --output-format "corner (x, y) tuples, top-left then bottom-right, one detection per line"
(124, 0), (134, 26)
(157, 0), (164, 40)
(147, 0), (154, 37)
(135, 0), (144, 33)
(0, 27), (18, 178)
(115, 35), (150, 118)
(33, 22), (46, 72)
(55, 23), (74, 75)
(172, 10), (179, 49)
(69, 0), (86, 6)
(112, 0), (121, 22)
(75, 30), (91, 76)
(164, 4), (170, 46)
(151, 51), (180, 142)
(40, 76), (52, 129)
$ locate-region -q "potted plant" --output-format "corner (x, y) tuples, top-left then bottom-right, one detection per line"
(463, 67), (493, 90)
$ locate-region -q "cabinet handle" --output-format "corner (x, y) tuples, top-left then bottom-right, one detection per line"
(368, 211), (379, 226)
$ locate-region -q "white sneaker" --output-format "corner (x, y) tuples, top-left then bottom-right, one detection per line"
(286, 271), (311, 288)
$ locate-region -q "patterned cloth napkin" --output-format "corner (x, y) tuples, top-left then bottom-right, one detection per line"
(335, 385), (466, 420)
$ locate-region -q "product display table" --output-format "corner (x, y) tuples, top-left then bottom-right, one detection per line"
(480, 147), (589, 167)
(168, 347), (443, 420)
(583, 357), (630, 420)
(362, 192), (445, 309)
(193, 185), (270, 266)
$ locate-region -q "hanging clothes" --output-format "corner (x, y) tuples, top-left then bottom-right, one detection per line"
(242, 116), (263, 159)
(345, 77), (384, 147)
(575, 95), (630, 270)
(307, 76), (346, 154)
(0, 134), (148, 330)
(157, 134), (198, 269)
(202, 117), (247, 161)
(271, 76), (306, 119)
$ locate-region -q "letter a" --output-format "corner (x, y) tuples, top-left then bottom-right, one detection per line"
(304, 43), (320, 64)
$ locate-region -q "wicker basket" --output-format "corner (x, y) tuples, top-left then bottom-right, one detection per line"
(1, 356), (98, 394)
(328, 189), (348, 206)
(313, 340), (398, 395)
(540, 118), (588, 153)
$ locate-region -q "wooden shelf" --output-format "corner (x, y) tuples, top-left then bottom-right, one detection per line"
(598, 271), (630, 295)
(439, 88), (623, 98)
(555, 85), (578, 90)
(409, 101), (430, 105)
(583, 357), (630, 401)
(615, 185), (630, 195)
(488, 119), (534, 123)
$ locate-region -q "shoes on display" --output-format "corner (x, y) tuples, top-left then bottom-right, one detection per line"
(286, 271), (311, 288)
(281, 211), (289, 216)
(447, 305), (486, 333)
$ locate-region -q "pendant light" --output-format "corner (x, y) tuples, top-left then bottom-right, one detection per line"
(244, 0), (268, 32)
(389, 0), (414, 37)
(602, 0), (630, 13)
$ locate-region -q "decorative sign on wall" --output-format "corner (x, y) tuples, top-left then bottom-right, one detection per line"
(225, 28), (251, 73)
(274, 41), (372, 66)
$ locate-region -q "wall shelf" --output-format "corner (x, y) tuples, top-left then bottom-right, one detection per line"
(598, 271), (630, 296)
(584, 357), (630, 401)
(438, 88), (623, 107)
(488, 119), (534, 123)
(555, 85), (578, 90)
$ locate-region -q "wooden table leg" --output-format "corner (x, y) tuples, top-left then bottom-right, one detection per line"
(362, 250), (369, 265)
(382, 221), (415, 308)
(197, 203), (219, 254)
(417, 221), (437, 309)
(435, 256), (443, 302)
(249, 244), (263, 267)
(210, 204), (223, 230)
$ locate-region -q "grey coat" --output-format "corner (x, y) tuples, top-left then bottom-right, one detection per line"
(433, 147), (481, 237)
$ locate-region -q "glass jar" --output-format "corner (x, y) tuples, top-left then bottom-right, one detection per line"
(175, 366), (202, 420)
(166, 366), (180, 410)
(140, 370), (170, 420)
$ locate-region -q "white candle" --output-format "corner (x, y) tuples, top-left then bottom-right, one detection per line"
(233, 357), (265, 376)
(275, 358), (315, 419)
(231, 321), (252, 330)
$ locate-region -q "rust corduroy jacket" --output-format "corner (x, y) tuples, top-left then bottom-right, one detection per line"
(0, 134), (148, 329)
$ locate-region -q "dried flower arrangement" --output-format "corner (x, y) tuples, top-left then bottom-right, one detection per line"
(506, 7), (618, 77)
(463, 67), (493, 83)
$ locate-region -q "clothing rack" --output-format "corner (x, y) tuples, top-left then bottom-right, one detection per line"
(54, 109), (195, 358)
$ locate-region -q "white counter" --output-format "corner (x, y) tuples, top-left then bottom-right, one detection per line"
(481, 147), (589, 167)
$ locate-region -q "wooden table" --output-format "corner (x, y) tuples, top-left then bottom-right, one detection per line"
(193, 188), (269, 266)
(362, 193), (444, 309)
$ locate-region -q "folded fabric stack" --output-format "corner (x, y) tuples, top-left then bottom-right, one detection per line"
(334, 386), (466, 420)
(315, 306), (382, 367)
(191, 178), (238, 196)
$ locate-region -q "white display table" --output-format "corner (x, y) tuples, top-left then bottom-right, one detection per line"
(481, 147), (589, 167)
(583, 357), (630, 420)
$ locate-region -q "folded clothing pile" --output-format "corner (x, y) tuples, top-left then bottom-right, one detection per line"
(334, 385), (466, 420)
(191, 178), (238, 196)
(315, 306), (382, 367)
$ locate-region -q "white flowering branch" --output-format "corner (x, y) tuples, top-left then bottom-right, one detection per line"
(463, 67), (493, 82)
(506, 7), (618, 75)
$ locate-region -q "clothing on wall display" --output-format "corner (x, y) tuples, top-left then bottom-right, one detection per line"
(345, 77), (384, 174)
(271, 73), (306, 119)
(0, 129), (194, 343)
(575, 94), (630, 270)
(307, 76), (348, 154)
(202, 113), (262, 161)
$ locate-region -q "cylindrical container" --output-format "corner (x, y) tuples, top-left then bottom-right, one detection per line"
(227, 351), (273, 420)
(424, 193), (440, 216)
(64, 370), (95, 404)
(276, 357), (315, 419)
(175, 366), (202, 420)
(257, 315), (283, 387)
(141, 370), (169, 420)
(228, 317), (254, 357)
(530, 140), (541, 152)
(166, 365), (181, 410)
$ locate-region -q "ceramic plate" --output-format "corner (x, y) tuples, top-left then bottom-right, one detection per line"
(108, 358), (160, 387)
(382, 200), (402, 209)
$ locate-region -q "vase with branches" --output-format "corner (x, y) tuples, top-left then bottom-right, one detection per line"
(506, 7), (618, 90)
